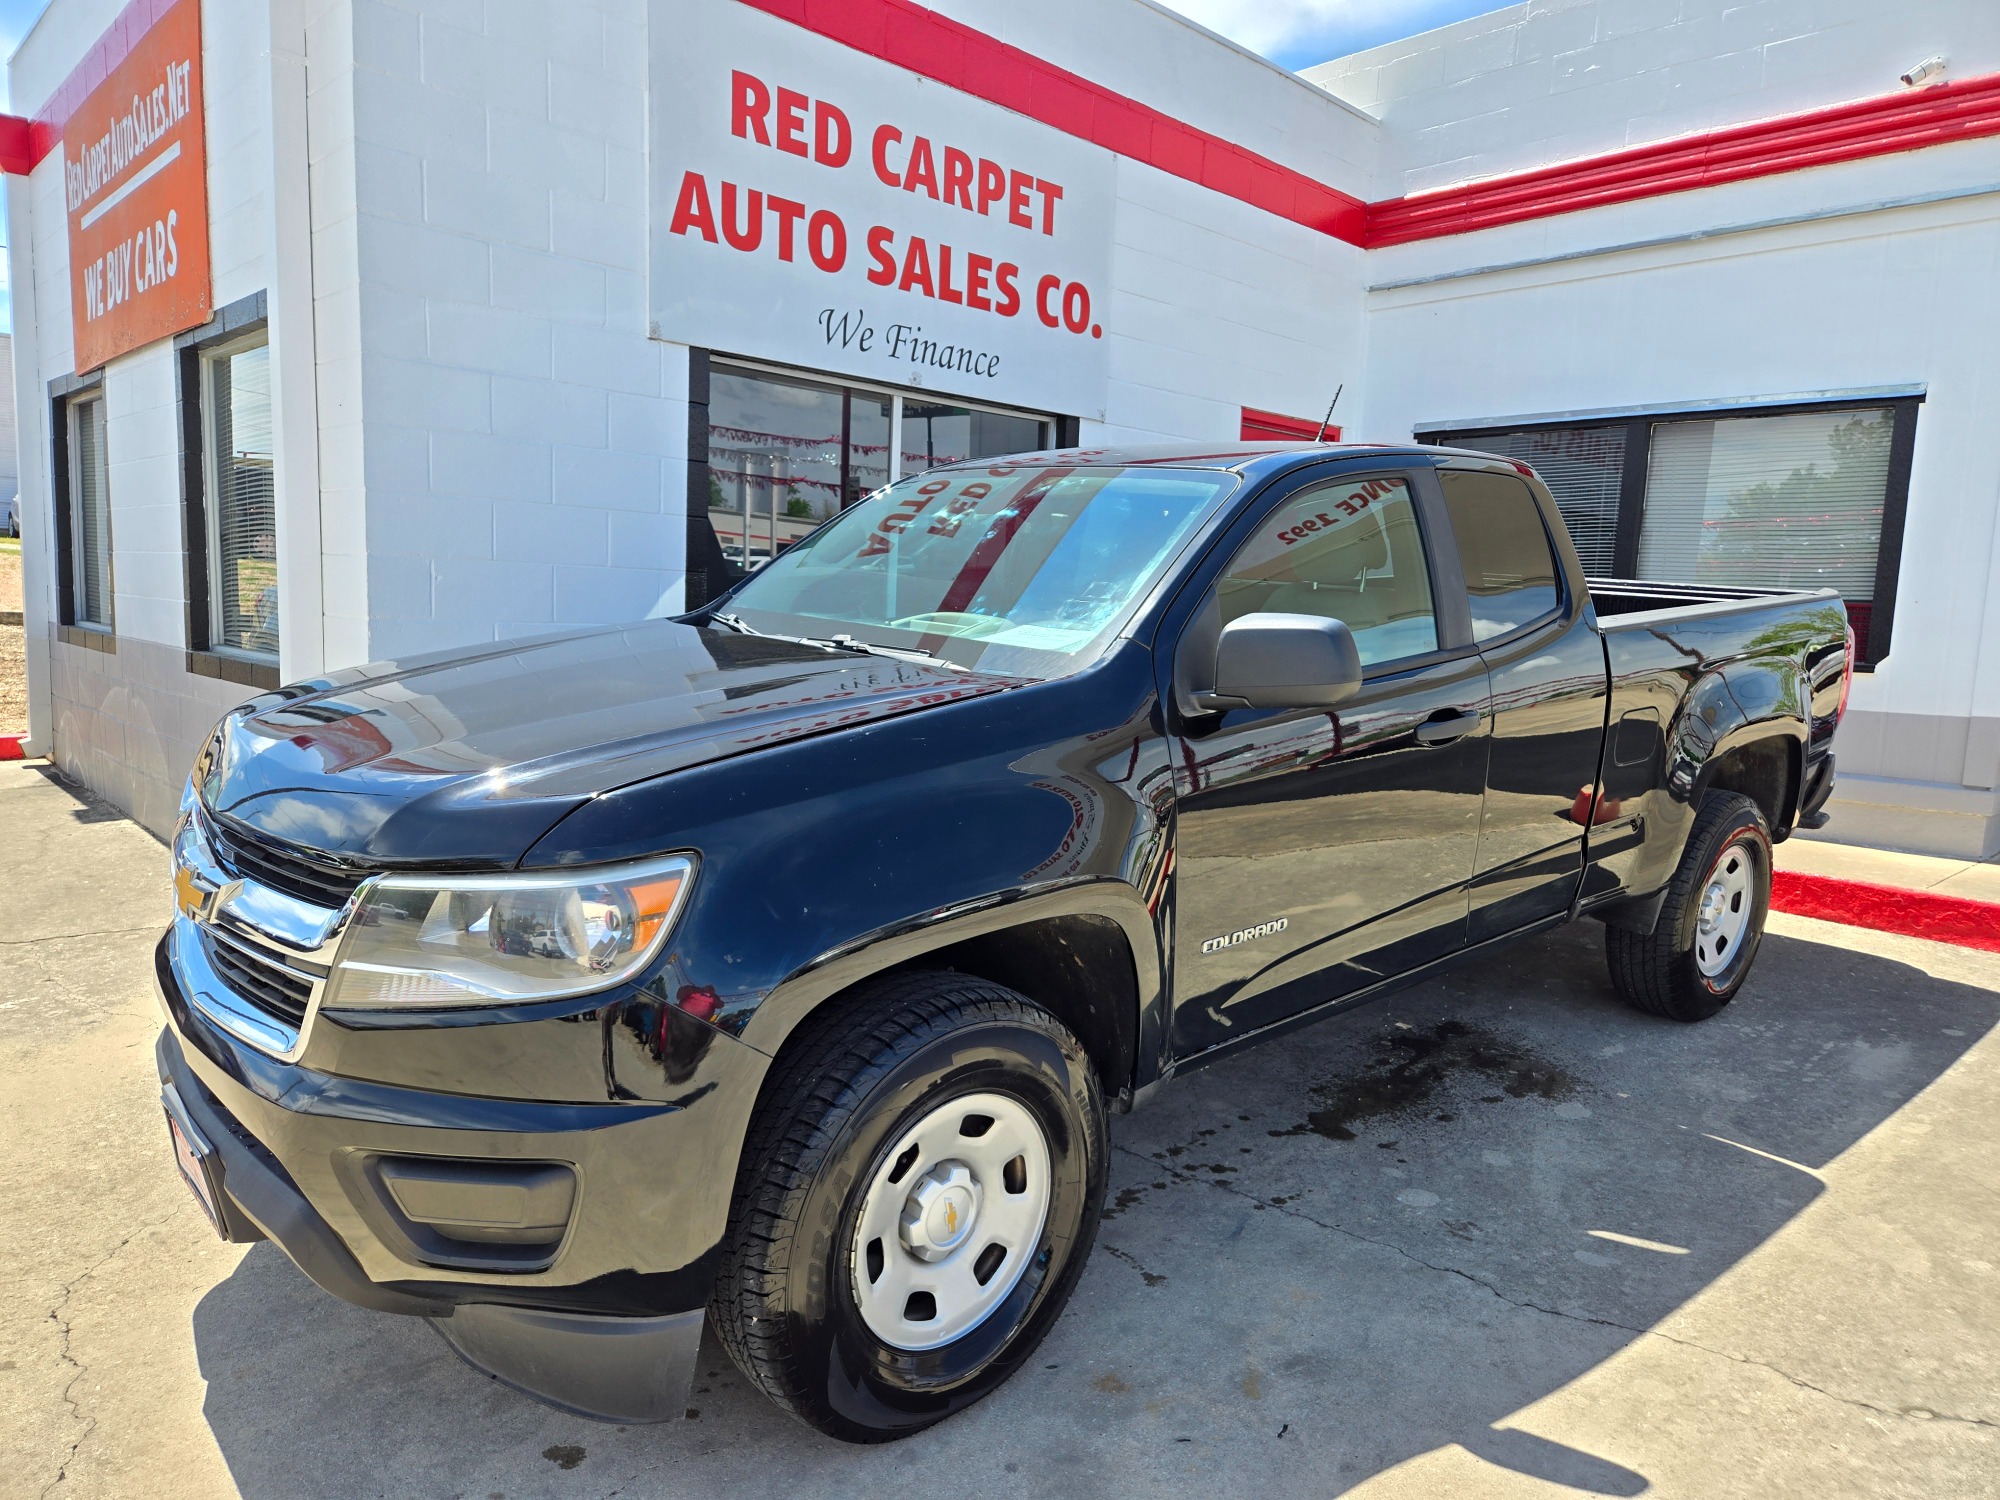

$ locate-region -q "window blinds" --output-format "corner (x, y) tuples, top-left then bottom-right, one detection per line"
(70, 397), (112, 628)
(1451, 426), (1625, 575)
(1640, 408), (1891, 600)
(206, 343), (277, 656)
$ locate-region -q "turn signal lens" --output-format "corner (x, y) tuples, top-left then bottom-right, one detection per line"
(323, 856), (694, 1010)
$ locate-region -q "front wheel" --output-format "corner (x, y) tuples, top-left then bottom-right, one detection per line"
(1606, 791), (1772, 1022)
(710, 972), (1106, 1442)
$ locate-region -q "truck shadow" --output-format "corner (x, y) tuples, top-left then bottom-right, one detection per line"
(188, 920), (1998, 1498)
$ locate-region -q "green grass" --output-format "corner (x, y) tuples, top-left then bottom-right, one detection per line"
(0, 537), (20, 555)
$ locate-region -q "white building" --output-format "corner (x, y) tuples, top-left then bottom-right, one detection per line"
(0, 333), (17, 521)
(8, 0), (1999, 855)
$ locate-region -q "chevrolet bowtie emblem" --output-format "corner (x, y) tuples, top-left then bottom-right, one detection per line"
(173, 860), (215, 921)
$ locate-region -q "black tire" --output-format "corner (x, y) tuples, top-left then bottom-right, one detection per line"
(1606, 791), (1772, 1022)
(710, 971), (1107, 1442)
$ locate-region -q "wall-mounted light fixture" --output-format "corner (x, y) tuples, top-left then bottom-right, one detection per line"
(1900, 55), (1947, 88)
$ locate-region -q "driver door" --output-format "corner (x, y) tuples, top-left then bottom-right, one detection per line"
(1168, 465), (1491, 1058)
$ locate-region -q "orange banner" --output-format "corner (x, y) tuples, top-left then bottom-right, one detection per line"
(64, 0), (210, 372)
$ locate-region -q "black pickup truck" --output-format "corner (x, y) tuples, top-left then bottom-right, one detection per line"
(155, 443), (1850, 1440)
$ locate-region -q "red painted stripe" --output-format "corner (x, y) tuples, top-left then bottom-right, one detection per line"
(0, 0), (175, 173)
(0, 114), (35, 175)
(1241, 406), (1337, 442)
(1366, 72), (2000, 245)
(1771, 870), (2000, 955)
(734, 0), (1371, 244)
(11, 0), (1998, 267)
(739, 0), (2000, 250)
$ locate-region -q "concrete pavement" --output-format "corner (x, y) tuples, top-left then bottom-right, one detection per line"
(2, 755), (1996, 1499)
(1775, 833), (2000, 905)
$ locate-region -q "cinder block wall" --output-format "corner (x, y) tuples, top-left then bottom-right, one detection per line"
(12, 0), (295, 834)
(344, 0), (688, 662)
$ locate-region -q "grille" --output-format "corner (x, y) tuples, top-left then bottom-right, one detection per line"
(205, 813), (368, 909)
(203, 927), (317, 1028)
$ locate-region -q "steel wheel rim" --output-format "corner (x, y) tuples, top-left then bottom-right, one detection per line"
(850, 1091), (1053, 1352)
(1695, 841), (1755, 978)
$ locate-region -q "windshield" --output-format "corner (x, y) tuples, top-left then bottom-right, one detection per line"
(716, 464), (1237, 676)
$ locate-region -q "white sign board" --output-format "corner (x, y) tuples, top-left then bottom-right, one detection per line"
(650, 2), (1116, 419)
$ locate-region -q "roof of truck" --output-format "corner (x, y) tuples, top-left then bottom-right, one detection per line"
(929, 441), (1434, 473)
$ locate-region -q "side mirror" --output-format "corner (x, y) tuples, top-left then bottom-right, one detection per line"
(1195, 612), (1364, 713)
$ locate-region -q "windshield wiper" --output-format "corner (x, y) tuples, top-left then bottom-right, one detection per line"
(817, 634), (964, 669)
(710, 614), (962, 670)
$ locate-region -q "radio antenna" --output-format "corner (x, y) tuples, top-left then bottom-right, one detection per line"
(1314, 383), (1344, 443)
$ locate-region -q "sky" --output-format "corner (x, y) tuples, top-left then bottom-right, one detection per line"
(1156, 0), (1504, 71)
(0, 0), (1505, 333)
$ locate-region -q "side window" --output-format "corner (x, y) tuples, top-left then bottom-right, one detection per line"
(1217, 473), (1438, 668)
(64, 393), (113, 630)
(200, 337), (278, 658)
(1439, 470), (1563, 642)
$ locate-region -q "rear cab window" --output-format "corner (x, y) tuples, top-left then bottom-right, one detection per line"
(1438, 469), (1565, 641)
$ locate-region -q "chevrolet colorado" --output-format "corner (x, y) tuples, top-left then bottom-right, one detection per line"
(155, 442), (1850, 1440)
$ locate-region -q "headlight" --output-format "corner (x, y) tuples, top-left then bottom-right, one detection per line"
(322, 855), (694, 1010)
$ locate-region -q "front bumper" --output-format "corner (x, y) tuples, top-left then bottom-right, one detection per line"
(154, 930), (765, 1421)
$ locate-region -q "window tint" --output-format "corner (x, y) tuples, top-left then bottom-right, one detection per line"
(1640, 408), (1891, 646)
(901, 401), (1048, 470)
(68, 395), (112, 629)
(1440, 470), (1562, 642)
(708, 369), (851, 572)
(702, 365), (1054, 585)
(1428, 401), (1912, 664)
(203, 340), (277, 657)
(1218, 474), (1437, 668)
(1441, 427), (1624, 574)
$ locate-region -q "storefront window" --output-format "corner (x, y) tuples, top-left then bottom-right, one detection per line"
(850, 394), (892, 504)
(67, 394), (113, 629)
(899, 402), (1048, 473)
(203, 339), (278, 657)
(698, 360), (1057, 592)
(1426, 398), (1915, 666)
(1639, 408), (1893, 628)
(708, 369), (847, 572)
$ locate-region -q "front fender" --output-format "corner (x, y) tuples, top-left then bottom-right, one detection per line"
(734, 878), (1165, 1073)
(521, 648), (1175, 1090)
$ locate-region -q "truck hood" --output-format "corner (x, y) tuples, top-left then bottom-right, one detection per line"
(201, 621), (1025, 865)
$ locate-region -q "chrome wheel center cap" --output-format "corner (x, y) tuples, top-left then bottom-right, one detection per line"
(900, 1161), (980, 1262)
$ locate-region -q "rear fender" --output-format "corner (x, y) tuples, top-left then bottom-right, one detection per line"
(1599, 668), (1804, 912)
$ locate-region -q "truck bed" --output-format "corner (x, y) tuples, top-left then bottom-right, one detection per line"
(1586, 577), (1839, 625)
(1576, 576), (1850, 913)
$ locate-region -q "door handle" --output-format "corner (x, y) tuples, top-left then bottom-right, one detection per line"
(1414, 709), (1482, 746)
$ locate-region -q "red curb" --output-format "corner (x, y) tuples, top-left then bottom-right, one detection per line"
(0, 734), (25, 762)
(1772, 870), (2000, 954)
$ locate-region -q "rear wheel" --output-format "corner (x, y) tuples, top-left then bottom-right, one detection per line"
(710, 971), (1106, 1442)
(1606, 791), (1771, 1022)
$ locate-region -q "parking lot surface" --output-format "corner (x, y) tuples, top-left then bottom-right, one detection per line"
(2, 756), (1995, 1499)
